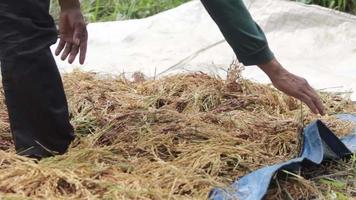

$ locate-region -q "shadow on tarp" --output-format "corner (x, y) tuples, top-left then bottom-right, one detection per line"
(209, 114), (356, 200)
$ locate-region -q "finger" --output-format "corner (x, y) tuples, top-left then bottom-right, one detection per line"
(305, 86), (325, 115)
(61, 43), (72, 61)
(68, 44), (79, 64)
(55, 39), (66, 56)
(79, 41), (87, 65)
(73, 22), (85, 46)
(79, 30), (88, 65)
(299, 93), (319, 114)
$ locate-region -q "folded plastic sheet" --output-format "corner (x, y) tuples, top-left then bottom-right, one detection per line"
(209, 114), (356, 200)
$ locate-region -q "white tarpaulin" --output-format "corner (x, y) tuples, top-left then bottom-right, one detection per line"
(52, 0), (356, 100)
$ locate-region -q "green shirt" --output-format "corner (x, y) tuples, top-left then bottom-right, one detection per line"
(201, 0), (274, 66)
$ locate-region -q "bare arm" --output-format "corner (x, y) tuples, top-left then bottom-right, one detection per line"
(58, 0), (80, 10)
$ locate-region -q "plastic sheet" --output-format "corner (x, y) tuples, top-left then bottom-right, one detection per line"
(209, 114), (356, 200)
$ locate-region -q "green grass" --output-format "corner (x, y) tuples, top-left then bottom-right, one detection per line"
(50, 0), (191, 23)
(296, 0), (356, 14)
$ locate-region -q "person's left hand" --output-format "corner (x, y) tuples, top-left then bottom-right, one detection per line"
(55, 8), (88, 64)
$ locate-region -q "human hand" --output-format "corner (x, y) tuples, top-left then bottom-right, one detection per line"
(259, 59), (325, 115)
(55, 5), (87, 64)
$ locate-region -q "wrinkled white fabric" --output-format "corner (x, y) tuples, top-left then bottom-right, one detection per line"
(52, 0), (356, 100)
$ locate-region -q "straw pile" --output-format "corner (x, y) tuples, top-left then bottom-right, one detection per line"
(0, 64), (355, 200)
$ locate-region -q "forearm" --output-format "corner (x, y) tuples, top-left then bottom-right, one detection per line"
(258, 58), (286, 80)
(201, 0), (274, 66)
(58, 0), (80, 10)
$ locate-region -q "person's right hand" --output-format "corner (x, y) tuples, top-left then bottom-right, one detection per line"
(55, 1), (87, 65)
(258, 59), (325, 115)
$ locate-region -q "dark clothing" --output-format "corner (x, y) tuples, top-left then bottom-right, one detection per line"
(201, 0), (274, 65)
(0, 0), (74, 157)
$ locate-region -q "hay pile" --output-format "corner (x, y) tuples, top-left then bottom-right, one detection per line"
(0, 64), (355, 200)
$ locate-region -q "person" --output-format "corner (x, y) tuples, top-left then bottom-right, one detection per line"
(0, 0), (324, 159)
(0, 0), (87, 158)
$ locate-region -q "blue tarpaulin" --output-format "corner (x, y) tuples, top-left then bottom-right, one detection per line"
(209, 114), (356, 200)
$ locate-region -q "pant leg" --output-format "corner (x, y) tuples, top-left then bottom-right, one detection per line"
(0, 0), (75, 157)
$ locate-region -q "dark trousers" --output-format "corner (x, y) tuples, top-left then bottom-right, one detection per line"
(0, 0), (74, 157)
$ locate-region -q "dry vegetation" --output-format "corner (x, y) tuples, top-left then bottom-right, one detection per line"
(0, 64), (355, 199)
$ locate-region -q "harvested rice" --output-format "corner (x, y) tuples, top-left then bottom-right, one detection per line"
(0, 64), (355, 199)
